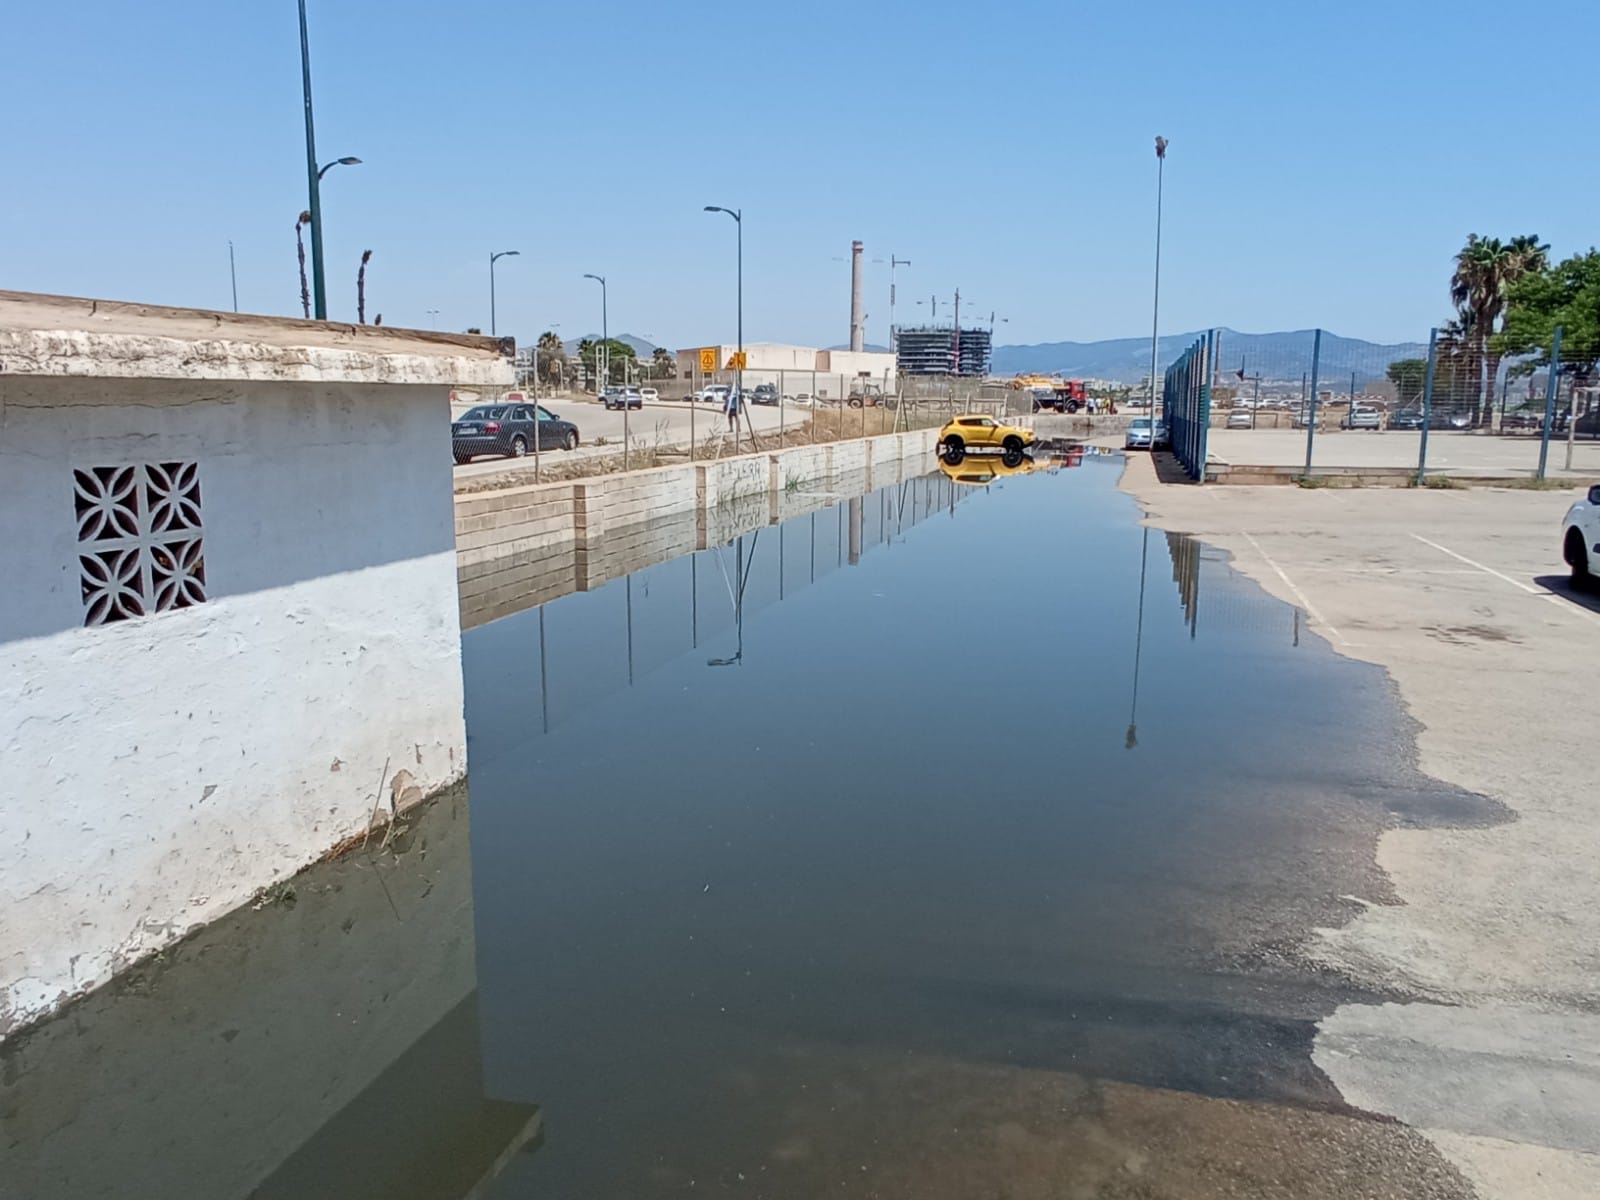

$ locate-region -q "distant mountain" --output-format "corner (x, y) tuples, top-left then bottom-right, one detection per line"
(826, 343), (891, 354)
(992, 329), (1430, 384)
(561, 333), (660, 357)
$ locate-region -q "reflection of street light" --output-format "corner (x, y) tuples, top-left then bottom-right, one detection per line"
(1127, 527), (1149, 750)
(1148, 136), (1168, 417)
(707, 532), (757, 667)
(489, 249), (519, 337)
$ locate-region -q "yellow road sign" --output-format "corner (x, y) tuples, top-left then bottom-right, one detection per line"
(698, 347), (718, 372)
(726, 351), (747, 369)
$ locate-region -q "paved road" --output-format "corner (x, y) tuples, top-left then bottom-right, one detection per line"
(1205, 427), (1600, 477)
(1123, 453), (1600, 1198)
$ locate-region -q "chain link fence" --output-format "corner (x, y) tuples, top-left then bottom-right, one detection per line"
(1162, 326), (1598, 482)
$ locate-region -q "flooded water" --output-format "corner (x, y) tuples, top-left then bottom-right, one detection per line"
(1, 455), (1489, 1199)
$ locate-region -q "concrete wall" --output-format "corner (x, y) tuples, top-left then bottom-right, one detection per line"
(1, 331), (488, 1036)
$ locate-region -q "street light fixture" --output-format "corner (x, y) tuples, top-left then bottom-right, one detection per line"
(297, 0), (362, 320)
(1149, 135), (1168, 417)
(489, 249), (519, 337)
(703, 206), (742, 449)
(889, 255), (911, 351)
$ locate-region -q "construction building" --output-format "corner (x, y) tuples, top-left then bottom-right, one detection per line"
(895, 326), (992, 377)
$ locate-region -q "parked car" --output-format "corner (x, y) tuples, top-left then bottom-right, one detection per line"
(1226, 409), (1254, 429)
(693, 385), (731, 405)
(1125, 417), (1169, 449)
(1341, 407), (1383, 431)
(749, 383), (780, 406)
(938, 452), (1039, 486)
(603, 386), (643, 411)
(639, 387), (660, 404)
(1390, 408), (1472, 431)
(1562, 484), (1600, 590)
(789, 392), (818, 406)
(452, 402), (579, 464)
(937, 414), (1037, 456)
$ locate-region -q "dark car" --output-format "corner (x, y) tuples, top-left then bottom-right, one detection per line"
(1389, 408), (1471, 432)
(452, 402), (579, 464)
(602, 386), (643, 411)
(748, 383), (780, 406)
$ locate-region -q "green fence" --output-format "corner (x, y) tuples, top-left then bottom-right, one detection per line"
(1162, 331), (1213, 479)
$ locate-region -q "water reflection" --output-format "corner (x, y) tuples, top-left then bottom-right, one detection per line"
(463, 459), (1486, 1196)
(0, 791), (541, 1200)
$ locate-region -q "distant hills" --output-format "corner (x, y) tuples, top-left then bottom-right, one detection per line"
(826, 343), (891, 354)
(992, 329), (1430, 384)
(560, 333), (660, 357)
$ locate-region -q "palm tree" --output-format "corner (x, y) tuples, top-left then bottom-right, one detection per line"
(535, 330), (565, 387)
(357, 250), (372, 325)
(1450, 233), (1550, 427)
(295, 211), (312, 319)
(651, 346), (676, 379)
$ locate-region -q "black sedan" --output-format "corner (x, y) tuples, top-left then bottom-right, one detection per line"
(452, 402), (579, 464)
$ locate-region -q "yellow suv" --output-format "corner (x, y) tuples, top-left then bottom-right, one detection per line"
(938, 414), (1037, 456)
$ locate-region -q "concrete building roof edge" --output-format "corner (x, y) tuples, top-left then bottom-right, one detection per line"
(0, 290), (514, 386)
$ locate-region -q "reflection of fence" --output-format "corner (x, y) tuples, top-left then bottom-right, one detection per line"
(465, 471), (969, 735)
(1161, 332), (1212, 479)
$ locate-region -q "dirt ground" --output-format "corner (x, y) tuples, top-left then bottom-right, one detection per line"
(1118, 452), (1600, 1198)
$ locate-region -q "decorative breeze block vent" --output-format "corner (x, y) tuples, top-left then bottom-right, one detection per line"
(74, 462), (206, 625)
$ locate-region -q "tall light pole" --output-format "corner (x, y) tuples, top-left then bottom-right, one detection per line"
(889, 255), (911, 351)
(489, 249), (519, 337)
(228, 241), (238, 312)
(1149, 136), (1168, 416)
(704, 206), (742, 436)
(297, 0), (361, 320)
(582, 273), (608, 386)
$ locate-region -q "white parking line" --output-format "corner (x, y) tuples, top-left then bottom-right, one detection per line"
(1242, 531), (1348, 645)
(1410, 534), (1600, 630)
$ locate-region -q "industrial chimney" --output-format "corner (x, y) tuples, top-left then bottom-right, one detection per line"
(849, 240), (865, 352)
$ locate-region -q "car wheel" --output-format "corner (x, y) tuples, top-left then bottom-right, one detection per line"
(1566, 528), (1592, 591)
(941, 435), (964, 455)
(1002, 435), (1024, 454)
(564, 431), (578, 451)
(511, 435), (528, 458)
(453, 452), (470, 465)
(1001, 448), (1024, 468)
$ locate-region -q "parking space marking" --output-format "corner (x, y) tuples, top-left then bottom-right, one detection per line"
(1410, 534), (1600, 630)
(1242, 531), (1348, 645)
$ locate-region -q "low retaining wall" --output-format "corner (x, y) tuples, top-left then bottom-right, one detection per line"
(456, 430), (941, 628)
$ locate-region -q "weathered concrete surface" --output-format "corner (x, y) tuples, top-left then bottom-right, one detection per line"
(0, 289), (511, 385)
(1119, 452), (1600, 1197)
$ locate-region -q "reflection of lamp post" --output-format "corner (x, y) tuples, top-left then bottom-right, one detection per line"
(707, 532), (758, 668)
(1127, 527), (1149, 750)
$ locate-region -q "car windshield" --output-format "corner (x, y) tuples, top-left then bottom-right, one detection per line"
(1130, 419), (1151, 430)
(462, 406), (507, 420)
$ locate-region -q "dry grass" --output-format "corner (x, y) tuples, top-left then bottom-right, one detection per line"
(454, 406), (942, 494)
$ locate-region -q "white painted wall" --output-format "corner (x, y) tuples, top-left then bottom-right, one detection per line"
(0, 374), (468, 1037)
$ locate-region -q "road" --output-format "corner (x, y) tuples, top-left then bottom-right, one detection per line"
(451, 397), (798, 480)
(1121, 452), (1600, 1199)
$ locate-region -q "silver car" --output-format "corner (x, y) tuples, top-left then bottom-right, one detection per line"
(1125, 417), (1169, 449)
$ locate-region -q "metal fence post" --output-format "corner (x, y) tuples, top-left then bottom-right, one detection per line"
(1195, 329), (1214, 480)
(1417, 328), (1438, 485)
(1303, 328), (1323, 476)
(1537, 324), (1563, 480)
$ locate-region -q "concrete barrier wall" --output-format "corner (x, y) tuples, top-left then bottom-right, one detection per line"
(698, 454), (770, 507)
(772, 444), (831, 491)
(574, 466), (698, 540)
(831, 440), (869, 477)
(456, 483), (577, 570)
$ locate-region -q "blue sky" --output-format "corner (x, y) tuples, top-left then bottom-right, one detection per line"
(4, 0), (1596, 349)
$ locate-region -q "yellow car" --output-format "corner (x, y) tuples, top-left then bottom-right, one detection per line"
(938, 454), (1040, 486)
(937, 414), (1037, 455)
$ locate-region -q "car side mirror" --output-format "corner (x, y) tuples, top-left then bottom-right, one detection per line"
(1589, 484), (1600, 506)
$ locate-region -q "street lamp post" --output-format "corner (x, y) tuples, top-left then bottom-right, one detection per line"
(889, 255), (911, 352)
(489, 249), (520, 337)
(704, 206), (742, 452)
(584, 273), (621, 463)
(1149, 136), (1168, 418)
(297, 0), (362, 320)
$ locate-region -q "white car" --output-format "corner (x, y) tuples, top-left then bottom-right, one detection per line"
(790, 392), (817, 406)
(639, 387), (659, 403)
(1125, 417), (1169, 449)
(1226, 409), (1254, 429)
(694, 385), (731, 404)
(1563, 484), (1600, 590)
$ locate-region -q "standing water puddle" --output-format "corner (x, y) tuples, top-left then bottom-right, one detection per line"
(1, 456), (1488, 1199)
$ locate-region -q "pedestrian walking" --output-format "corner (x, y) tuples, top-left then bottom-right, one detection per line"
(725, 387), (740, 433)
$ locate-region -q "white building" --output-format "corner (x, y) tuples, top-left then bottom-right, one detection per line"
(676, 342), (897, 398)
(0, 291), (511, 1038)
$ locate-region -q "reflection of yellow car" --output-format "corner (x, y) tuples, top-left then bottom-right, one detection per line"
(938, 453), (1039, 486)
(937, 414), (1037, 455)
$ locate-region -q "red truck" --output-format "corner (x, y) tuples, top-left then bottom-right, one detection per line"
(1030, 380), (1088, 413)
